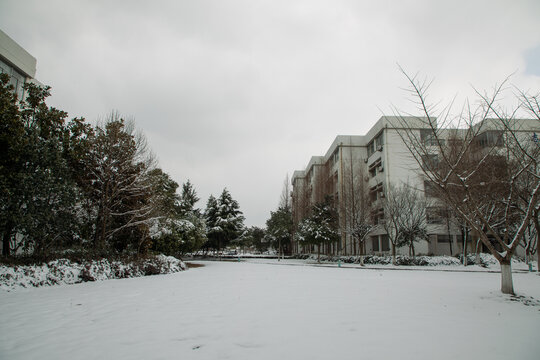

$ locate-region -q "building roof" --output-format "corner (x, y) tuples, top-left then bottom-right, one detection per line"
(0, 29), (37, 78)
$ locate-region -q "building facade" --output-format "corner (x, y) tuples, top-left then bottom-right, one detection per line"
(0, 29), (38, 100)
(291, 116), (539, 257)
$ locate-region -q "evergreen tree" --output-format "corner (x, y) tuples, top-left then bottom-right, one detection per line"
(204, 195), (220, 253)
(179, 180), (200, 216)
(295, 197), (340, 262)
(204, 189), (245, 254)
(82, 114), (156, 253)
(149, 174), (206, 257)
(216, 188), (245, 250)
(265, 205), (293, 258)
(1, 77), (83, 256)
(0, 73), (25, 256)
(246, 226), (267, 253)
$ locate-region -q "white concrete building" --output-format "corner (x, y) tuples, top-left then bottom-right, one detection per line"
(292, 136), (367, 255)
(291, 116), (537, 257)
(0, 29), (38, 100)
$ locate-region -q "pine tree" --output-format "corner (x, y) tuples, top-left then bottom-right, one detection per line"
(216, 188), (245, 250)
(149, 174), (206, 257)
(204, 189), (245, 255)
(265, 205), (293, 258)
(179, 180), (200, 216)
(295, 197), (340, 262)
(204, 195), (220, 253)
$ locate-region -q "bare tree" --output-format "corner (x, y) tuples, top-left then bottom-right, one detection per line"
(383, 182), (429, 264)
(268, 174), (294, 260)
(291, 173), (312, 255)
(340, 145), (374, 259)
(519, 217), (537, 269)
(280, 173), (291, 210)
(392, 70), (539, 294)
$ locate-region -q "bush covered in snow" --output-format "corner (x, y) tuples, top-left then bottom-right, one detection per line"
(294, 253), (529, 267)
(456, 253), (527, 267)
(0, 255), (186, 291)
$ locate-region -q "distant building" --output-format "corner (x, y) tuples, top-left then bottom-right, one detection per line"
(291, 116), (538, 257)
(0, 29), (38, 100)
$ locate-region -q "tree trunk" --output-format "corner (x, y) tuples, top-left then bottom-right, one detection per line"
(359, 239), (365, 266)
(462, 226), (468, 266)
(317, 245), (321, 263)
(475, 239), (481, 265)
(533, 209), (539, 272)
(391, 242), (396, 265)
(2, 223), (13, 257)
(500, 260), (514, 295)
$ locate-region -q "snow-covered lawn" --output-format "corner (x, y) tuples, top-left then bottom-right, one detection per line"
(1, 260), (539, 360)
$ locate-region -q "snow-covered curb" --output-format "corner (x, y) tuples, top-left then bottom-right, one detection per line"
(0, 255), (186, 291)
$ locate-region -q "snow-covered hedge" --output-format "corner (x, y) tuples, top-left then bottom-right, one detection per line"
(0, 255), (186, 291)
(295, 253), (527, 267)
(297, 254), (462, 266)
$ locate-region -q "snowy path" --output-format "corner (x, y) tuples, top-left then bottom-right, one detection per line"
(1, 261), (539, 360)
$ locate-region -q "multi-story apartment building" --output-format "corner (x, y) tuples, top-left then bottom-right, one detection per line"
(292, 136), (366, 255)
(0, 29), (38, 100)
(292, 116), (506, 257)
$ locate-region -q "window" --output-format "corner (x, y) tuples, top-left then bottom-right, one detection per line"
(424, 180), (437, 197)
(369, 183), (384, 202)
(420, 129), (445, 146)
(367, 132), (384, 157)
(381, 235), (390, 251)
(332, 149), (339, 165)
(437, 235), (452, 243)
(427, 207), (449, 224)
(375, 132), (384, 149)
(477, 131), (504, 148)
(426, 208), (439, 224)
(371, 236), (379, 252)
(368, 158), (382, 178)
(371, 208), (384, 225)
(367, 141), (375, 157)
(421, 154), (439, 169)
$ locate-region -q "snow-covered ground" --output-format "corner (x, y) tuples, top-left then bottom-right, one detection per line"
(1, 260), (539, 360)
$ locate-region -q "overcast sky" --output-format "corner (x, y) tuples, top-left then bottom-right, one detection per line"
(2, 0), (539, 227)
